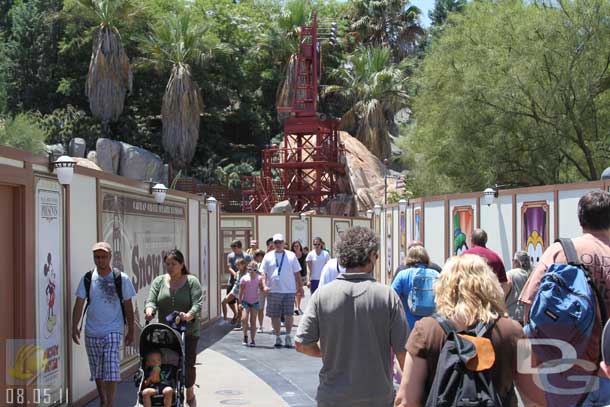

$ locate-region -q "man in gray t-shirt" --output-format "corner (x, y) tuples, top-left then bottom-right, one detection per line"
(296, 227), (408, 407)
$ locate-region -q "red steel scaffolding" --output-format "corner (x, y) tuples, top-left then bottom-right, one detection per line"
(242, 13), (345, 213)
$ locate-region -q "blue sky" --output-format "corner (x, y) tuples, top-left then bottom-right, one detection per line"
(412, 0), (434, 27)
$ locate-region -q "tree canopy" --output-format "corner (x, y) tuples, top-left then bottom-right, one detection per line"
(402, 0), (610, 196)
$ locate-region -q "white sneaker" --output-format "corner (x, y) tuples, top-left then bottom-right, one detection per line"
(257, 327), (263, 333)
(284, 335), (293, 348)
(274, 336), (283, 348)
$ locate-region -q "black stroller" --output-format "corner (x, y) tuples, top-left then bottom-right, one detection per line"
(134, 320), (186, 406)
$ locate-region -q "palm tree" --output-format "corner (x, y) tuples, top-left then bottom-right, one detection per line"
(349, 0), (426, 60)
(78, 0), (134, 134)
(258, 0), (311, 124)
(323, 46), (410, 160)
(140, 14), (214, 174)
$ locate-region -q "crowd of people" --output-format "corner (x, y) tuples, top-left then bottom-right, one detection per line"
(295, 190), (610, 407)
(70, 189), (610, 407)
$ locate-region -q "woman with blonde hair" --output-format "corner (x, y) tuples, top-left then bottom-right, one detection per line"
(392, 245), (439, 330)
(394, 254), (544, 407)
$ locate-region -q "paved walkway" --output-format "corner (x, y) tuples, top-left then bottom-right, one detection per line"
(85, 295), (321, 407)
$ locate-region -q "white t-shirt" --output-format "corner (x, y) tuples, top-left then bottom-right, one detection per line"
(319, 258), (346, 287)
(306, 250), (330, 280)
(261, 249), (301, 294)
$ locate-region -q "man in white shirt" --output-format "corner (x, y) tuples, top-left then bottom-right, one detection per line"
(319, 258), (346, 287)
(260, 233), (304, 348)
(306, 237), (330, 294)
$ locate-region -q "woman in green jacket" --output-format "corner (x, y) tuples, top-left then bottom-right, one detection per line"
(145, 249), (202, 407)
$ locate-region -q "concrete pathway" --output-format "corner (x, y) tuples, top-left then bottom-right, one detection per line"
(84, 295), (321, 407)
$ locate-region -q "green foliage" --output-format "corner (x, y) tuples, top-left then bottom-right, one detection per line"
(429, 0), (465, 27)
(3, 0), (64, 113)
(324, 46), (411, 158)
(0, 113), (48, 154)
(403, 0), (610, 196)
(348, 0), (426, 60)
(39, 105), (101, 148)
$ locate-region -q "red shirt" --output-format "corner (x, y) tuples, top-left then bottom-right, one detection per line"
(463, 245), (507, 283)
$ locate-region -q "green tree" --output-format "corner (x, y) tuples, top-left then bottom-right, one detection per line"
(429, 0), (465, 27)
(77, 0), (135, 133)
(324, 46), (411, 160)
(403, 0), (610, 196)
(3, 0), (64, 113)
(0, 113), (48, 154)
(348, 0), (426, 60)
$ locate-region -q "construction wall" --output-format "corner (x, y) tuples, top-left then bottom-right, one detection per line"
(220, 214), (372, 282)
(378, 182), (606, 276)
(0, 146), (221, 406)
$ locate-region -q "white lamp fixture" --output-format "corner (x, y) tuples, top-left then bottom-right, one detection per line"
(398, 199), (408, 212)
(483, 187), (498, 206)
(53, 155), (76, 186)
(206, 196), (217, 213)
(366, 209), (373, 219)
(151, 183), (168, 204)
(374, 204), (382, 216)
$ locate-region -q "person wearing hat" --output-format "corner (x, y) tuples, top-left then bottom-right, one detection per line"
(246, 240), (258, 256)
(260, 233), (304, 348)
(72, 242), (137, 407)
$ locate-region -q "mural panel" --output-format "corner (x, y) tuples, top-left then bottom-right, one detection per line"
(521, 201), (549, 266)
(413, 208), (422, 242)
(453, 206), (474, 255)
(101, 190), (187, 362)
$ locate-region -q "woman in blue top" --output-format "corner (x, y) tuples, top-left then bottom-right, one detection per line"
(391, 245), (440, 330)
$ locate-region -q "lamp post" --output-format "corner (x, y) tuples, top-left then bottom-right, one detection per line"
(383, 159), (389, 205)
(151, 183), (168, 204)
(483, 186), (499, 206)
(398, 199), (408, 213)
(206, 196), (217, 213)
(52, 156), (76, 186)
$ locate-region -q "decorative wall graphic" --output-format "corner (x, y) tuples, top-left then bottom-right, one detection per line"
(332, 219), (351, 257)
(453, 206), (474, 255)
(413, 208), (422, 242)
(400, 212), (406, 264)
(291, 217), (309, 247)
(386, 212), (393, 275)
(200, 207), (209, 322)
(34, 178), (66, 404)
(101, 190), (187, 362)
(521, 201), (549, 266)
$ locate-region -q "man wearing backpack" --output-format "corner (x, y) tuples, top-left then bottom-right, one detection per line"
(71, 242), (136, 407)
(296, 226), (408, 407)
(520, 190), (610, 406)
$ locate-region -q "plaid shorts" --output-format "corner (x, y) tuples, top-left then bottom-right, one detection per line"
(85, 333), (122, 382)
(266, 293), (295, 318)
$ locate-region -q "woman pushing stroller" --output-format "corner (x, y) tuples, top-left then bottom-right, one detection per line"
(145, 249), (203, 407)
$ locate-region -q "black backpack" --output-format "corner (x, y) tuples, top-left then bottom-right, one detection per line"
(83, 269), (126, 324)
(425, 314), (507, 407)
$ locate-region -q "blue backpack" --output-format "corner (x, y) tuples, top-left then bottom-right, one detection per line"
(408, 266), (439, 317)
(525, 238), (607, 356)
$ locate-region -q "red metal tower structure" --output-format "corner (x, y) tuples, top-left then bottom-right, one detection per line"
(242, 13), (344, 213)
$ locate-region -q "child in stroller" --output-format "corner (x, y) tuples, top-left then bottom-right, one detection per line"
(135, 320), (186, 407)
(142, 349), (175, 407)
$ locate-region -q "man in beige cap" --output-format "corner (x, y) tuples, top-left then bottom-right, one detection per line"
(71, 242), (136, 407)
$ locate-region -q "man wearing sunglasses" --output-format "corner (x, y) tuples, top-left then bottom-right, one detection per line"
(260, 233), (304, 348)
